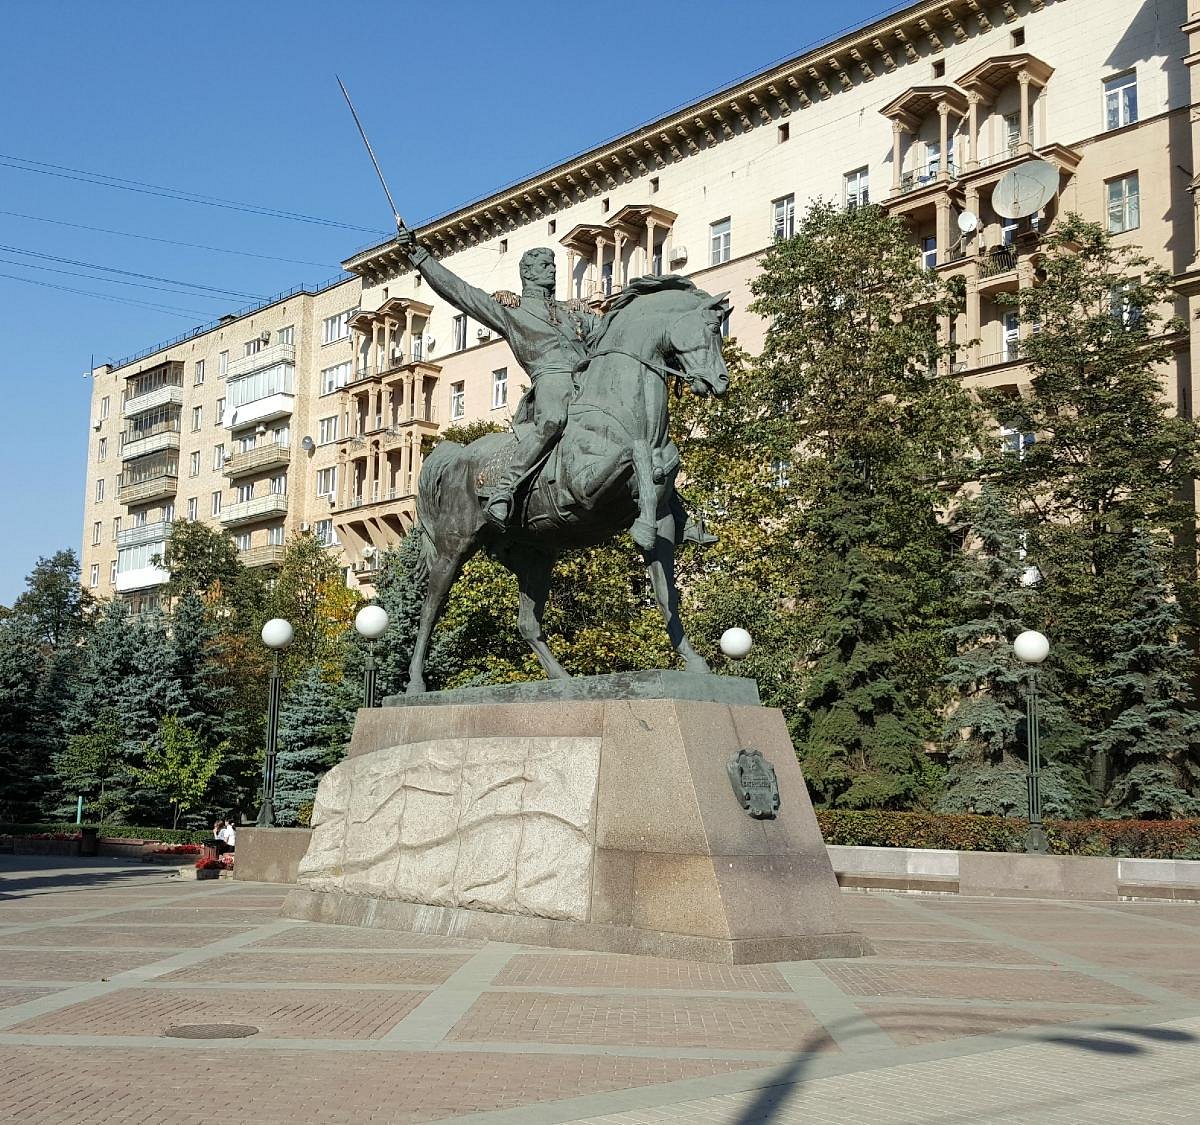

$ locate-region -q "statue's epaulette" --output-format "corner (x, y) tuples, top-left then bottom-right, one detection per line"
(491, 290), (520, 308)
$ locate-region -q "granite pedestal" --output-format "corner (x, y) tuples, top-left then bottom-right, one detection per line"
(282, 672), (870, 963)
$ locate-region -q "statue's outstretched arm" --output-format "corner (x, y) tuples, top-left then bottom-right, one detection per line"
(406, 244), (512, 337)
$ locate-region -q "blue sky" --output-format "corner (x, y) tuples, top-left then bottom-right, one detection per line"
(0, 0), (902, 605)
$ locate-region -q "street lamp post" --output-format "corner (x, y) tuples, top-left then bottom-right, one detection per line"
(257, 618), (294, 827)
(1013, 629), (1050, 855)
(354, 604), (390, 708)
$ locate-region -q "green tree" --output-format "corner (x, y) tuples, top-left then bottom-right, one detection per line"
(11, 549), (92, 648)
(274, 664), (355, 825)
(270, 533), (360, 672)
(54, 709), (128, 825)
(1092, 530), (1200, 817)
(0, 618), (47, 820)
(136, 715), (224, 829)
(160, 520), (243, 600)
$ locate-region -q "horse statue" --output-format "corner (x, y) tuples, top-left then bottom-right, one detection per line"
(405, 275), (730, 693)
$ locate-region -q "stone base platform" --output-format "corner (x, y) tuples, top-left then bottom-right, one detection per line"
(283, 674), (870, 964)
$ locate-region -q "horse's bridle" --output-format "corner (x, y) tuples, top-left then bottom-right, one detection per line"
(574, 310), (724, 398)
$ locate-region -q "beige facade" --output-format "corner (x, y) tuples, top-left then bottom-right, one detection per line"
(82, 0), (1198, 601)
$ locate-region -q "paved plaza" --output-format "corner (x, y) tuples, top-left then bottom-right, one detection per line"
(0, 856), (1197, 1123)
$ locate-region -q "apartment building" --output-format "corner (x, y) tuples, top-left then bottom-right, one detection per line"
(82, 0), (1199, 600)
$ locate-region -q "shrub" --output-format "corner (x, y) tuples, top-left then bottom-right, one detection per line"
(0, 823), (209, 845)
(195, 856), (223, 870)
(814, 810), (1200, 859)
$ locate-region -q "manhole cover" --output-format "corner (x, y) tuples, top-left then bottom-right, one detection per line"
(163, 1023), (260, 1039)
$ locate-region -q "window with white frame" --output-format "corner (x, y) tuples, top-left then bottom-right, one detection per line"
(162, 501), (174, 522)
(321, 361), (351, 394)
(189, 451), (200, 477)
(89, 564), (99, 587)
(235, 532), (251, 551)
(194, 359), (205, 385)
(213, 443), (224, 471)
(1001, 426), (1035, 458)
(244, 337), (263, 357)
(277, 325), (295, 345)
(267, 525), (285, 546)
(845, 167), (870, 209)
(92, 521), (102, 546)
(453, 314), (467, 352)
(322, 311), (351, 344)
(191, 405), (203, 431)
(227, 364), (293, 408)
(109, 559), (118, 584)
(318, 416), (338, 444)
(316, 466), (337, 498)
(1003, 312), (1021, 360)
(237, 482), (254, 503)
(238, 433), (256, 453)
(772, 459), (792, 489)
(270, 474), (286, 495)
(1109, 278), (1144, 327)
(492, 368), (508, 410)
(186, 497), (198, 520)
(710, 218), (731, 265)
(99, 395), (110, 420)
(772, 195), (795, 241)
(112, 516), (121, 538)
(211, 490), (222, 516)
(1107, 173), (1140, 233)
(314, 518), (336, 546)
(921, 235), (938, 270)
(218, 350), (228, 376)
(215, 397), (225, 424)
(273, 423), (290, 446)
(1104, 71), (1138, 131)
(95, 478), (104, 502)
(97, 437), (107, 461)
(133, 509), (147, 528)
(450, 381), (465, 420)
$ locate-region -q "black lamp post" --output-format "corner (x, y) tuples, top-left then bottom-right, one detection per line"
(354, 604), (390, 707)
(256, 617), (293, 827)
(1013, 628), (1050, 854)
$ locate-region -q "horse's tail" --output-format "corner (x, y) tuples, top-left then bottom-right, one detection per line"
(405, 522), (436, 586)
(413, 440), (473, 575)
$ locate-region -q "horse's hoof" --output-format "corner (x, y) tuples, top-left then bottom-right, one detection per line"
(631, 521), (658, 551)
(405, 680), (426, 696)
(685, 658), (711, 675)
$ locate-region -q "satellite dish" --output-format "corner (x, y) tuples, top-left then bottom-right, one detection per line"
(957, 211), (979, 234)
(993, 160), (1060, 220)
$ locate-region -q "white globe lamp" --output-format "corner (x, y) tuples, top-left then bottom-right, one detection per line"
(1013, 629), (1049, 665)
(719, 627), (753, 660)
(261, 618), (294, 650)
(355, 604), (390, 640)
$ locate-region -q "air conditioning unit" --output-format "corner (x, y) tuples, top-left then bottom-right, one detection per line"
(256, 423), (267, 435)
(475, 326), (491, 340)
(92, 419), (102, 431)
(300, 522), (310, 532)
(259, 329), (271, 343)
(669, 246), (688, 265)
(361, 545), (377, 559)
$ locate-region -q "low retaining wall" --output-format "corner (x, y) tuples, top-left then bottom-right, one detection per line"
(234, 827), (312, 884)
(829, 844), (1200, 900)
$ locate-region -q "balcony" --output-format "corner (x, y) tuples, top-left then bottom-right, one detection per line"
(114, 563), (170, 594)
(899, 163), (959, 195)
(218, 493), (289, 528)
(223, 442), (291, 479)
(224, 342), (295, 382)
(118, 471), (178, 505)
(120, 428), (180, 461)
(117, 520), (173, 549)
(238, 544), (287, 568)
(122, 383), (183, 419)
(224, 392), (294, 431)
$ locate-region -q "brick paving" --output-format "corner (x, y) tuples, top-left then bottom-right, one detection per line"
(0, 855), (1198, 1124)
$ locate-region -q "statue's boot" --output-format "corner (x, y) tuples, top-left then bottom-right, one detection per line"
(683, 515), (718, 546)
(484, 490), (513, 529)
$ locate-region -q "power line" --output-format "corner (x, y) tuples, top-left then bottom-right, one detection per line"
(0, 256), (251, 303)
(0, 244), (265, 300)
(0, 209), (336, 268)
(0, 153), (387, 234)
(0, 271), (211, 318)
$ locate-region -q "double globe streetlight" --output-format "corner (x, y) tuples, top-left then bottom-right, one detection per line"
(354, 604), (390, 708)
(257, 617), (294, 827)
(1013, 629), (1050, 855)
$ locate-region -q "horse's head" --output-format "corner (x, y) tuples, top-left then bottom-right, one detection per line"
(664, 290), (731, 399)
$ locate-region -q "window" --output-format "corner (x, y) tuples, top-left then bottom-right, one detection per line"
(650, 176), (660, 193)
(318, 416), (339, 444)
(845, 166), (870, 209)
(89, 564), (99, 588)
(1104, 71), (1138, 131)
(499, 238), (508, 253)
(322, 311), (351, 344)
(215, 397), (225, 424)
(921, 235), (938, 270)
(278, 325), (294, 345)
(1003, 312), (1021, 361)
(450, 381), (465, 420)
(109, 559), (118, 585)
(1001, 426), (1035, 457)
(321, 361), (351, 394)
(1004, 112), (1021, 154)
(97, 437), (107, 461)
(112, 516), (121, 538)
(162, 501), (174, 522)
(191, 405), (203, 431)
(452, 314), (467, 352)
(237, 482), (254, 503)
(772, 459), (791, 489)
(1011, 27), (1025, 48)
(228, 364), (294, 408)
(720, 309), (731, 339)
(189, 451), (200, 477)
(218, 350), (228, 376)
(213, 443), (225, 471)
(211, 490), (222, 516)
(314, 518), (336, 546)
(270, 474), (286, 495)
(194, 359), (205, 385)
(316, 467), (337, 497)
(99, 395), (110, 420)
(1110, 279), (1144, 327)
(777, 123), (789, 144)
(238, 433), (256, 454)
(92, 521), (102, 546)
(492, 367), (508, 410)
(235, 532), (251, 551)
(1107, 173), (1140, 233)
(273, 423), (290, 446)
(932, 59), (945, 79)
(95, 478), (104, 502)
(772, 195), (795, 241)
(186, 497), (198, 521)
(710, 218), (731, 265)
(133, 509), (147, 528)
(244, 337), (263, 357)
(267, 525), (285, 546)
(547, 219), (556, 235)
(1002, 216), (1019, 247)
(601, 197), (610, 212)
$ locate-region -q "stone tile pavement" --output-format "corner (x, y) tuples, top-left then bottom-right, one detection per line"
(1, 854), (1198, 1124)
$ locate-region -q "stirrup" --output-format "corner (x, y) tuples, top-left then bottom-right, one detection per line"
(484, 493), (512, 529)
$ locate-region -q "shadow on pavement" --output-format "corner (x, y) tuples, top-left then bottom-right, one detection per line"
(729, 1013), (1198, 1124)
(0, 854), (180, 899)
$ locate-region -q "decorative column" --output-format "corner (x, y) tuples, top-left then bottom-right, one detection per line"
(646, 217), (657, 274)
(965, 276), (981, 369)
(594, 234), (606, 295)
(565, 249), (577, 299)
(935, 196), (952, 266)
(891, 120), (905, 193)
(966, 92), (982, 169)
(613, 231), (626, 290)
(402, 310), (412, 362)
(1017, 70), (1032, 152)
(937, 102), (951, 180)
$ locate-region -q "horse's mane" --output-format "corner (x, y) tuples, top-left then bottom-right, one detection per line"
(586, 274), (702, 351)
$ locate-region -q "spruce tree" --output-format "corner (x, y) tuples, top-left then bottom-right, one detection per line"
(274, 664), (355, 825)
(0, 618), (45, 821)
(1093, 530), (1200, 817)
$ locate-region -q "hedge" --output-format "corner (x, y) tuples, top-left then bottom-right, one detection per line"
(815, 811), (1200, 859)
(0, 823), (210, 845)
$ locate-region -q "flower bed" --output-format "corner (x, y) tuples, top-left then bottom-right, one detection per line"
(815, 810), (1200, 860)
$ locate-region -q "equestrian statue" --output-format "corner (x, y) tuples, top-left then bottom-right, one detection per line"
(394, 224), (729, 694)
